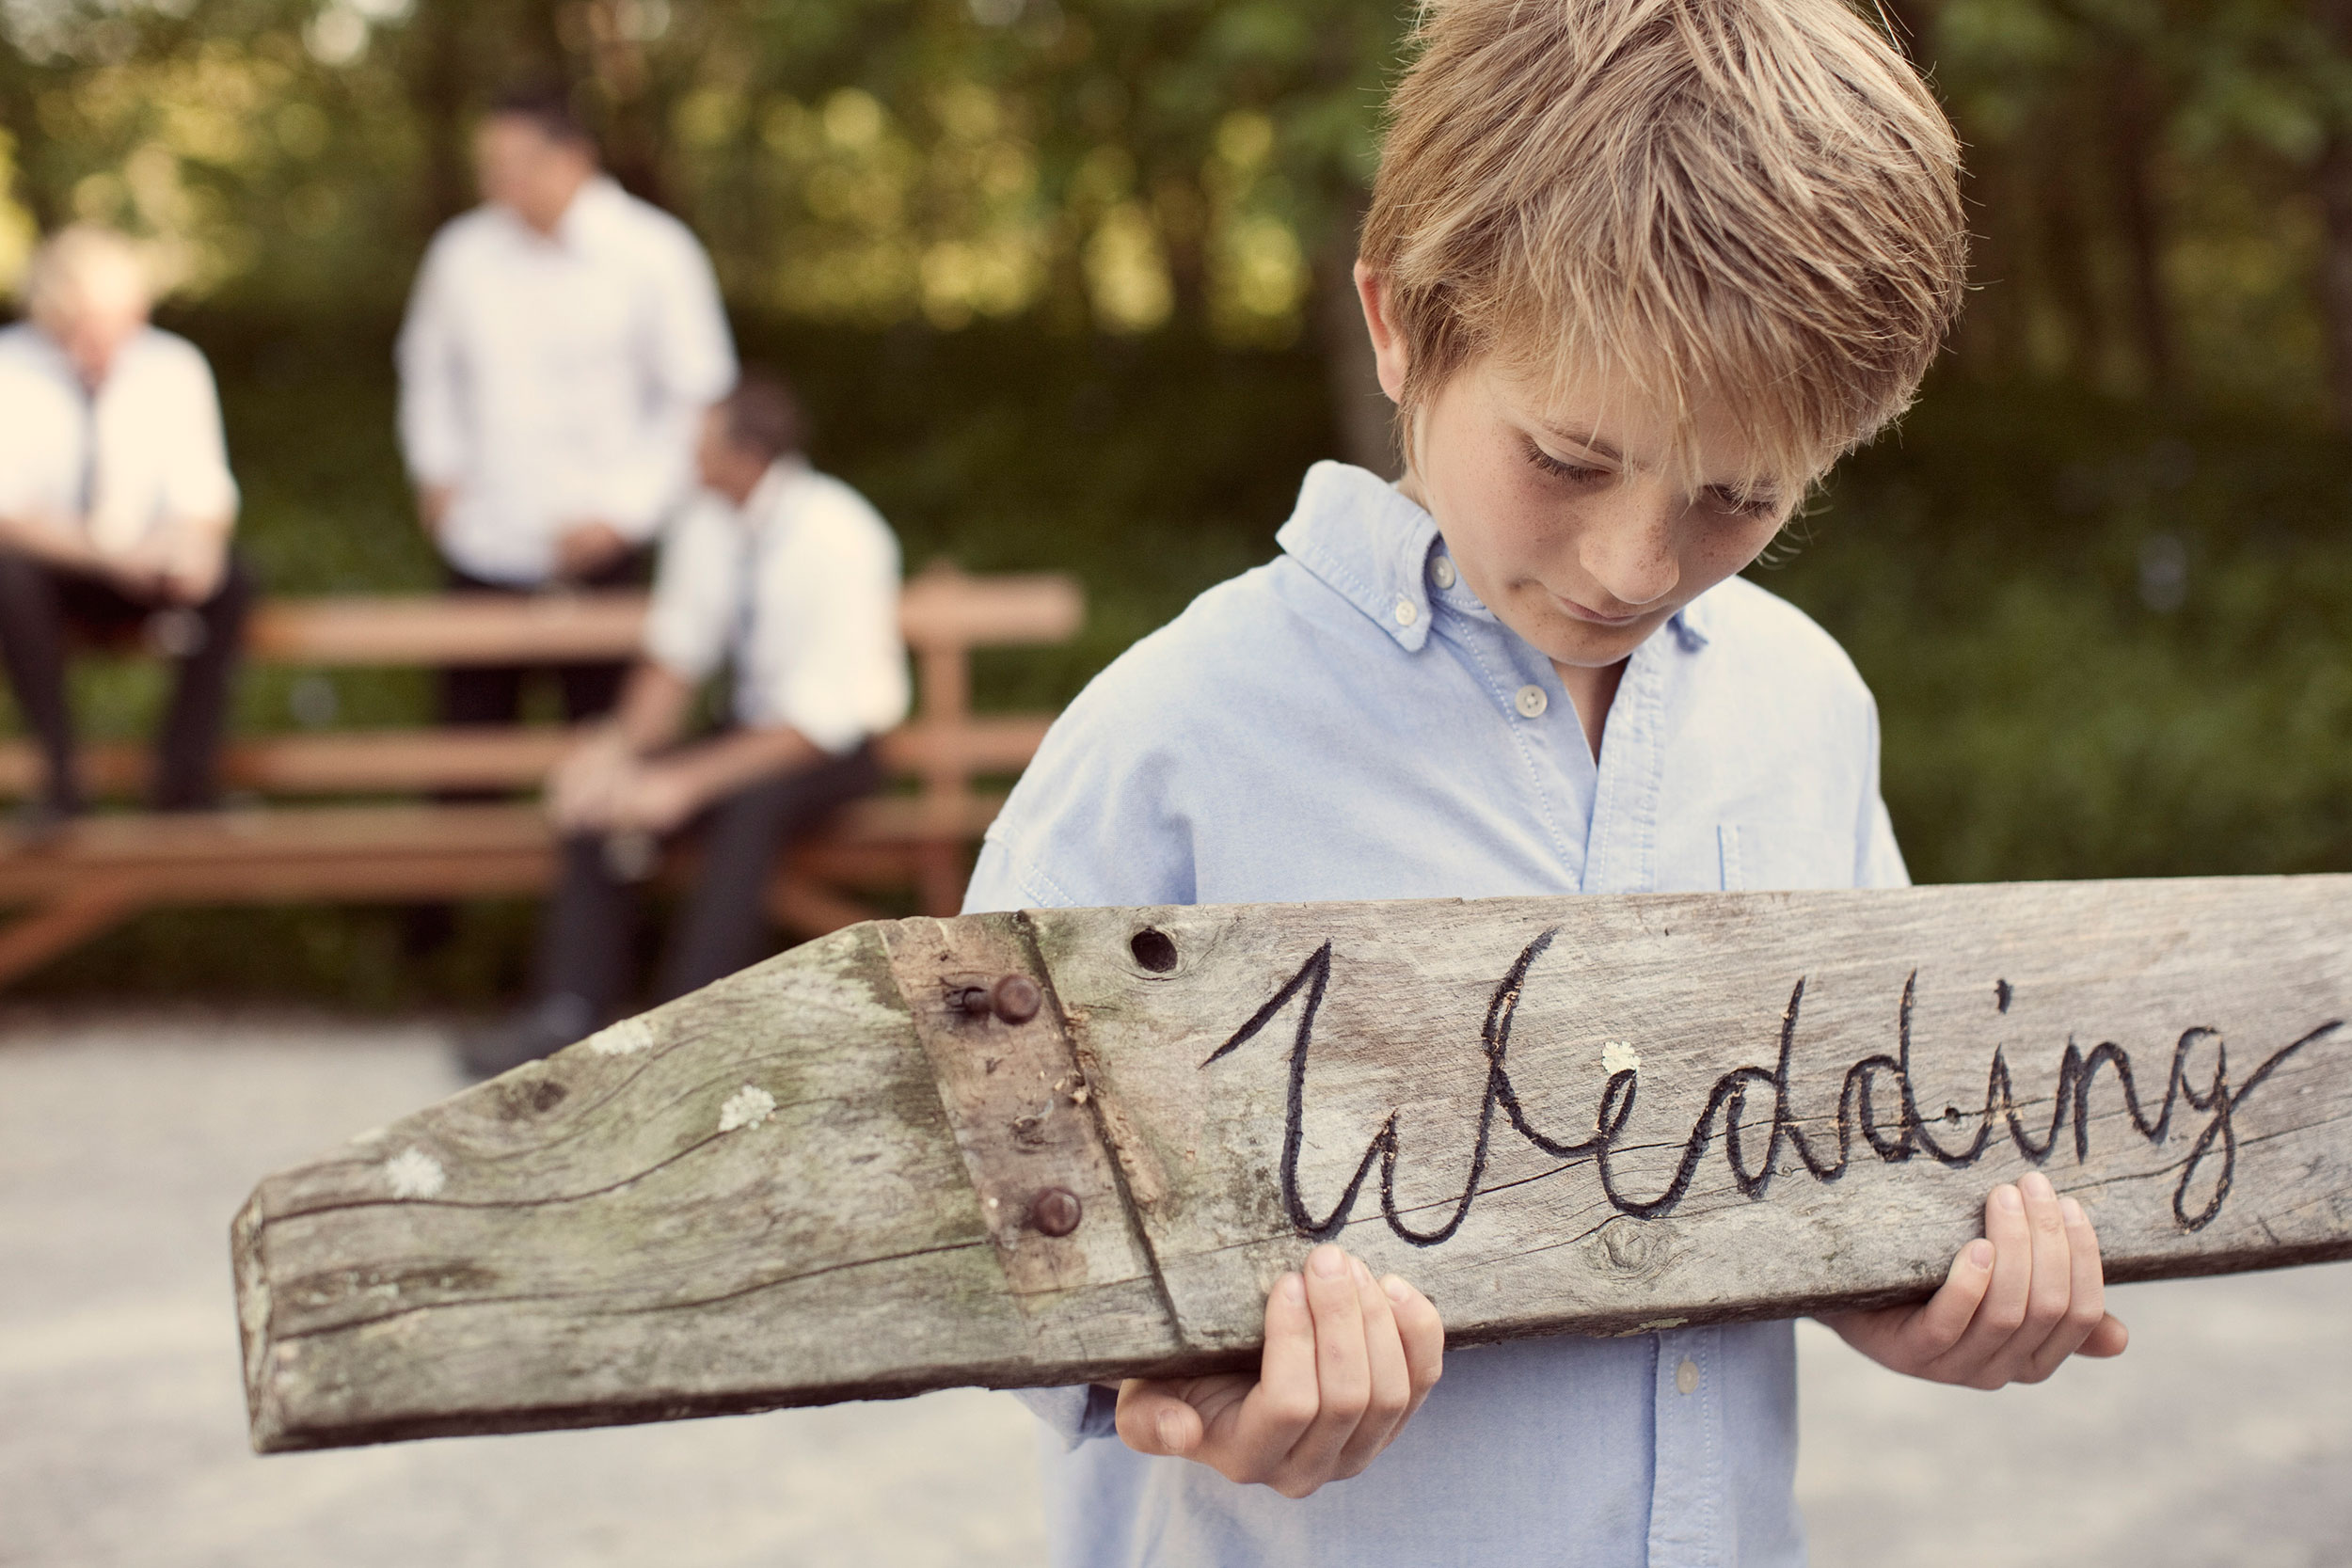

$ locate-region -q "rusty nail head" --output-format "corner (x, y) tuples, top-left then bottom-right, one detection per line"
(992, 974), (1042, 1024)
(1029, 1186), (1082, 1237)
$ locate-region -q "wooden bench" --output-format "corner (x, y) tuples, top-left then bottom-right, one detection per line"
(0, 566), (1081, 989)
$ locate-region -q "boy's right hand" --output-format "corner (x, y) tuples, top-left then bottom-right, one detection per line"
(1113, 1243), (1443, 1498)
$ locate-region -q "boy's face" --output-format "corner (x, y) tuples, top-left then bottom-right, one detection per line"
(1401, 356), (1798, 673)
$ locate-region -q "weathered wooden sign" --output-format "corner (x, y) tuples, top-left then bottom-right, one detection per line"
(234, 877), (2352, 1452)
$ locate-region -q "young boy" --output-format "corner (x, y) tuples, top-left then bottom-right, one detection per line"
(964, 0), (2129, 1560)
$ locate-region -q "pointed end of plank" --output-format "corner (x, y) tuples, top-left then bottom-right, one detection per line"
(231, 1186), (299, 1454)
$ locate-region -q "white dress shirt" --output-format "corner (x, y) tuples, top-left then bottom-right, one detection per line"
(396, 177), (737, 585)
(644, 460), (911, 755)
(0, 323), (238, 556)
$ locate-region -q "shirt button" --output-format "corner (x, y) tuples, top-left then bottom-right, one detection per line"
(1430, 556), (1457, 591)
(1514, 685), (1548, 719)
(1393, 597), (1419, 626)
(1676, 1357), (1699, 1396)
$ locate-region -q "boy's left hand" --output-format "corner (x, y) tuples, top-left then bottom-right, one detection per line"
(1819, 1170), (2129, 1388)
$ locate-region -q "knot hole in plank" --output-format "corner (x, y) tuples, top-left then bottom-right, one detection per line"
(1130, 927), (1178, 973)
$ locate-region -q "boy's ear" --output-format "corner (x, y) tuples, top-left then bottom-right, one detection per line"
(1353, 261), (1411, 407)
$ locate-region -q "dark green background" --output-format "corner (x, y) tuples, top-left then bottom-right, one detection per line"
(19, 307), (2351, 1009)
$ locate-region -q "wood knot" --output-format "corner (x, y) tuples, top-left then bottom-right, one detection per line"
(1598, 1221), (1660, 1275)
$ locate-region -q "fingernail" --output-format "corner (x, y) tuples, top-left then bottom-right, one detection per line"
(1995, 1184), (2023, 1213)
(2060, 1196), (2086, 1225)
(1311, 1244), (1347, 1279)
(1279, 1272), (1306, 1307)
(2022, 1171), (2054, 1200)
(1350, 1255), (1374, 1287)
(1968, 1240), (1994, 1269)
(1383, 1275), (1412, 1304)
(1157, 1410), (1185, 1451)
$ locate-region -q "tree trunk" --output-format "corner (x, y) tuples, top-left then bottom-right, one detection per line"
(411, 0), (476, 234)
(2106, 60), (2173, 393)
(1314, 231), (1395, 477)
(2312, 0), (2352, 428)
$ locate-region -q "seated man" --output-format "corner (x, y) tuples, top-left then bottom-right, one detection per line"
(461, 372), (909, 1076)
(0, 227), (248, 824)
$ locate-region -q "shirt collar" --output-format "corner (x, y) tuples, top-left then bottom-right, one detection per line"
(5, 321), (156, 400)
(736, 455), (808, 528)
(1276, 461), (1444, 652)
(1275, 459), (1713, 655)
(556, 176), (627, 248)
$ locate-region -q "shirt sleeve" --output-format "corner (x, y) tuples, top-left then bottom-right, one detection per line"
(395, 236), (470, 491)
(1855, 694), (1911, 890)
(159, 346), (238, 525)
(601, 224), (738, 542)
(642, 503), (737, 684)
(743, 485), (908, 752)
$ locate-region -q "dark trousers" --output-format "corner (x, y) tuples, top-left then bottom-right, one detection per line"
(0, 550), (254, 812)
(536, 743), (882, 1017)
(439, 559), (644, 732)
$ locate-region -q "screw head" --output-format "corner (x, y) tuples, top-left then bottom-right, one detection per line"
(992, 974), (1042, 1024)
(1028, 1186), (1083, 1237)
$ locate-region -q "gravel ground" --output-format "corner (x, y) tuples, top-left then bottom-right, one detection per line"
(3, 1012), (2347, 1567)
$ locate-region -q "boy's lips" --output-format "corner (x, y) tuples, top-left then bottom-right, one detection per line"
(1549, 590), (1648, 627)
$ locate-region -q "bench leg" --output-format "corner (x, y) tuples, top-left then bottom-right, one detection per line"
(914, 841), (967, 920)
(769, 875), (881, 939)
(0, 882), (141, 989)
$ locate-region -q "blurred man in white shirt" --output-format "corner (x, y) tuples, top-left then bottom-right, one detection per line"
(396, 85), (737, 727)
(459, 372), (909, 1075)
(0, 226), (247, 823)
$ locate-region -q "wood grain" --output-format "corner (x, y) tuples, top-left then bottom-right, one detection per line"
(235, 877), (2352, 1452)
(237, 572), (1081, 668)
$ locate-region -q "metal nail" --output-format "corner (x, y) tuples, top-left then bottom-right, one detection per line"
(992, 974), (1042, 1024)
(1029, 1186), (1082, 1237)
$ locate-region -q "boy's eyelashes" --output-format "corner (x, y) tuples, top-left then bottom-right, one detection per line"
(1524, 440), (1784, 521)
(1703, 484), (1783, 520)
(1524, 441), (1612, 484)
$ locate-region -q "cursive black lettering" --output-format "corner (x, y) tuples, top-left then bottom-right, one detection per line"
(1204, 931), (2342, 1244)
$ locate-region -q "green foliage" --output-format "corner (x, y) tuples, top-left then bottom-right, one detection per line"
(18, 318), (2352, 1008)
(1777, 385), (2352, 884)
(8, 1), (2352, 1006)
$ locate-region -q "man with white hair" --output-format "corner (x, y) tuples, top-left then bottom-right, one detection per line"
(397, 85), (736, 730)
(0, 225), (247, 825)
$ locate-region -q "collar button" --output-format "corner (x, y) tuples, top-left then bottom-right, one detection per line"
(1430, 557), (1457, 591)
(1393, 597), (1419, 627)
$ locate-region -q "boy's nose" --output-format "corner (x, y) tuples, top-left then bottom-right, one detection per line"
(1576, 493), (1682, 610)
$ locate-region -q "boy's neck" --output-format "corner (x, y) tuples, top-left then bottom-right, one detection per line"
(1552, 657), (1627, 762)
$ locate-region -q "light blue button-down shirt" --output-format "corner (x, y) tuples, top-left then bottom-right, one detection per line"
(964, 461), (1908, 1567)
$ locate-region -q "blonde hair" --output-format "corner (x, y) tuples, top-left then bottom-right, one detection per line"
(24, 225), (152, 330)
(1360, 0), (1966, 491)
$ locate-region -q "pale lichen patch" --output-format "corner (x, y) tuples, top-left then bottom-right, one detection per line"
(719, 1085), (777, 1132)
(385, 1147), (447, 1198)
(1602, 1039), (1641, 1076)
(586, 1017), (656, 1057)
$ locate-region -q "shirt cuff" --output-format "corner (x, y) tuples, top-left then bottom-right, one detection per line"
(1012, 1384), (1119, 1449)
